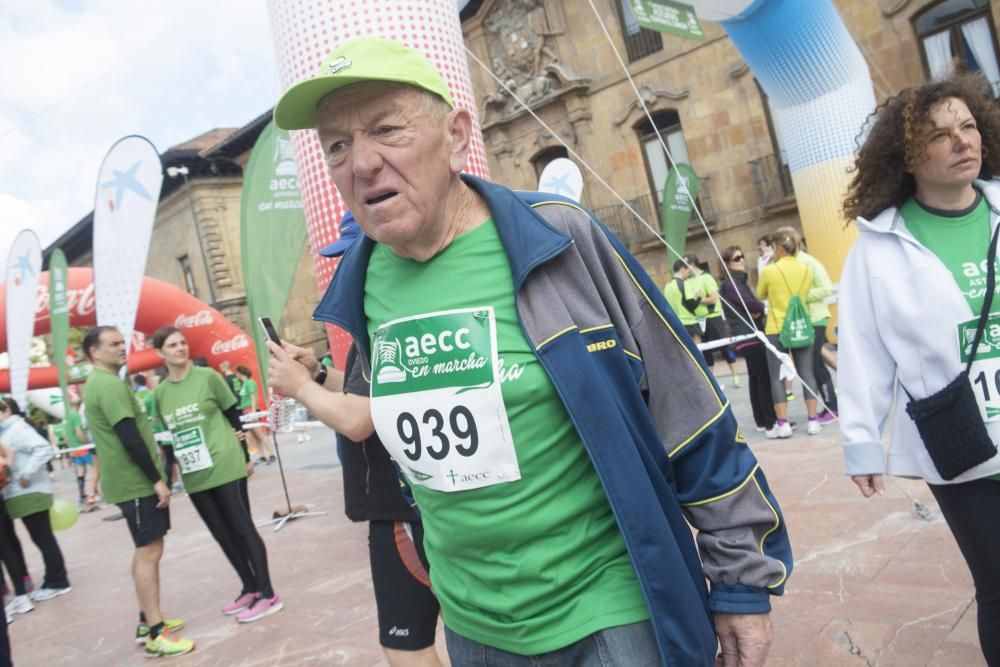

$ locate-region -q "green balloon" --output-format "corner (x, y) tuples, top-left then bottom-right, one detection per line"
(49, 499), (79, 532)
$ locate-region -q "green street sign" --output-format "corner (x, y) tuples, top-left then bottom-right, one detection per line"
(629, 0), (705, 41)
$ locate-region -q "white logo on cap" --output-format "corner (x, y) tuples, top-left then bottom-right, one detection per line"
(328, 56), (352, 75)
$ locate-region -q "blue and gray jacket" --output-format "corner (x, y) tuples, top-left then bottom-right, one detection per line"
(313, 175), (793, 666)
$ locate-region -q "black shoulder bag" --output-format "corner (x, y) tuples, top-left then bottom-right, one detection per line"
(903, 222), (1000, 480)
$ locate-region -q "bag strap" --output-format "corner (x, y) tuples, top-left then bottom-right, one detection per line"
(775, 263), (809, 306)
(963, 220), (1000, 374)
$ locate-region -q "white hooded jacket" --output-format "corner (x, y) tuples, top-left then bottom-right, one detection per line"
(838, 179), (1000, 484)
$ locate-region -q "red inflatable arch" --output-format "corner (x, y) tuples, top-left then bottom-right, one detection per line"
(0, 268), (262, 402)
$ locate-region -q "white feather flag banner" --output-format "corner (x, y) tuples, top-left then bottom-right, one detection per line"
(92, 135), (163, 360)
(5, 229), (42, 408)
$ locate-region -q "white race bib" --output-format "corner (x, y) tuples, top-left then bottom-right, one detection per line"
(172, 425), (213, 474)
(370, 307), (519, 492)
(957, 313), (1000, 422)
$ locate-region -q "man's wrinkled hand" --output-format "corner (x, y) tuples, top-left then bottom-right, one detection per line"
(714, 613), (773, 667)
(267, 341), (312, 400)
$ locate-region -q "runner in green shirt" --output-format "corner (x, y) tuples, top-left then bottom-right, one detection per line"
(81, 325), (194, 657)
(235, 366), (275, 464)
(152, 327), (282, 623)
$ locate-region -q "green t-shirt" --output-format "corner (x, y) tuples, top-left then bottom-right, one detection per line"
(364, 219), (648, 655)
(5, 492), (52, 520)
(51, 422), (66, 448)
(137, 388), (166, 434)
(83, 369), (163, 504)
(153, 367), (245, 494)
(903, 194), (1000, 482)
(903, 195), (995, 315)
(685, 272), (722, 319)
(663, 277), (698, 326)
(63, 410), (84, 450)
(238, 378), (257, 410)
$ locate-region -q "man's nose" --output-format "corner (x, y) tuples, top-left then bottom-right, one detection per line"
(352, 134), (384, 176)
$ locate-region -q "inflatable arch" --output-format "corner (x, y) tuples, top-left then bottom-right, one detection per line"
(0, 268), (262, 401)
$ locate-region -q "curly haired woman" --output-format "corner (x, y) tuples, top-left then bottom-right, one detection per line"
(839, 72), (1000, 664)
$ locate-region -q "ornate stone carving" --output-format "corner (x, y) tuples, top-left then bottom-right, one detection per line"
(612, 85), (690, 126)
(480, 0), (587, 121)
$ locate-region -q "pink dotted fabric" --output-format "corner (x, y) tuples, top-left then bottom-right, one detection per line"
(267, 0), (490, 364)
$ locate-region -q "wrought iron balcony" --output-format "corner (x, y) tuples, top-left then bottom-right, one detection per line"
(748, 153), (795, 207)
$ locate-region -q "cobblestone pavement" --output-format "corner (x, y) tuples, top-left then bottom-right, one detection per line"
(6, 366), (985, 665)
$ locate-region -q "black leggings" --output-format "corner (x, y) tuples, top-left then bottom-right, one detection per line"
(812, 325), (838, 412)
(21, 511), (69, 590)
(188, 478), (273, 598)
(741, 343), (777, 429)
(928, 478), (1000, 665)
(0, 501), (28, 595)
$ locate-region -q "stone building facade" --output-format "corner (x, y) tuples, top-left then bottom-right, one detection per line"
(460, 0), (1000, 286)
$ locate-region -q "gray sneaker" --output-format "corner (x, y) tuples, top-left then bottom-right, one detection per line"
(29, 586), (71, 602)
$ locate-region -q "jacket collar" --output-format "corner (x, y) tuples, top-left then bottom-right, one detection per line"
(857, 179), (1000, 237)
(313, 175), (573, 357)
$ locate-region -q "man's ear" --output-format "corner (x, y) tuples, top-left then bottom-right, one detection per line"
(446, 107), (474, 175)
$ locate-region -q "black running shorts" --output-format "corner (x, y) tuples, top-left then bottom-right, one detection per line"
(118, 494), (171, 547)
(368, 520), (439, 651)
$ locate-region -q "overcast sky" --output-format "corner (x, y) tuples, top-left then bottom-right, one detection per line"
(0, 0), (280, 260)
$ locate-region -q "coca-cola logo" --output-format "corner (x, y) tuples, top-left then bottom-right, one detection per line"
(175, 310), (214, 328)
(35, 283), (96, 320)
(211, 334), (249, 355)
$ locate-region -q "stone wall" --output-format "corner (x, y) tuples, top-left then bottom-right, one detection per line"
(462, 0), (994, 286)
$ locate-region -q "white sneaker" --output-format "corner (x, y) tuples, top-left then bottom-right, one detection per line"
(30, 586), (71, 602)
(765, 422), (793, 439)
(807, 420), (821, 436)
(5, 610), (11, 624)
(5, 594), (33, 616)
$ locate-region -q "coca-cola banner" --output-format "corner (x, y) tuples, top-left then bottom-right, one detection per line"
(48, 248), (71, 416)
(5, 229), (42, 408)
(0, 268), (259, 400)
(240, 120), (307, 388)
(92, 135), (163, 360)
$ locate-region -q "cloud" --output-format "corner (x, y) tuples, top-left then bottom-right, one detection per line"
(0, 0), (278, 261)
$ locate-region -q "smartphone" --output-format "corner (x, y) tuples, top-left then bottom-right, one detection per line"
(258, 317), (282, 347)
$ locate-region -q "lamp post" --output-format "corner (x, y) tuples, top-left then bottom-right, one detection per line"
(166, 165), (218, 307)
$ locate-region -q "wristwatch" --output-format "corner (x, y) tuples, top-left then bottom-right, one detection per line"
(313, 364), (328, 386)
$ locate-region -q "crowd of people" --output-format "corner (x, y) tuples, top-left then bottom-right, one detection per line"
(0, 36), (998, 667)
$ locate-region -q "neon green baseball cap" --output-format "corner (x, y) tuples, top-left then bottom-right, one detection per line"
(273, 37), (454, 131)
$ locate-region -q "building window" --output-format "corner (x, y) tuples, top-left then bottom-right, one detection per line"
(532, 146), (568, 180)
(178, 255), (197, 296)
(750, 81), (795, 204)
(914, 0), (1000, 95)
(617, 0), (662, 63)
(635, 111), (691, 205)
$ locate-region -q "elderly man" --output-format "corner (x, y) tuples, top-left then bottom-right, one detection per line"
(270, 37), (791, 667)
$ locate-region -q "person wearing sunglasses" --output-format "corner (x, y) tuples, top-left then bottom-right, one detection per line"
(719, 247), (776, 433)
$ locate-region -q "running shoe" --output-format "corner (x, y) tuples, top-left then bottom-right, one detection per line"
(222, 592), (257, 616)
(765, 422), (793, 439)
(5, 610), (10, 625)
(267, 456), (276, 465)
(236, 594), (284, 623)
(754, 425), (767, 433)
(4, 595), (33, 616)
(135, 618), (184, 644)
(29, 586), (71, 602)
(732, 375), (742, 388)
(816, 410), (838, 425)
(785, 391), (796, 402)
(807, 419), (822, 436)
(144, 627), (195, 658)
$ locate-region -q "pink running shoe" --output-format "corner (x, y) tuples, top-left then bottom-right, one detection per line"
(222, 592), (257, 616)
(816, 410), (838, 425)
(236, 594), (284, 623)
